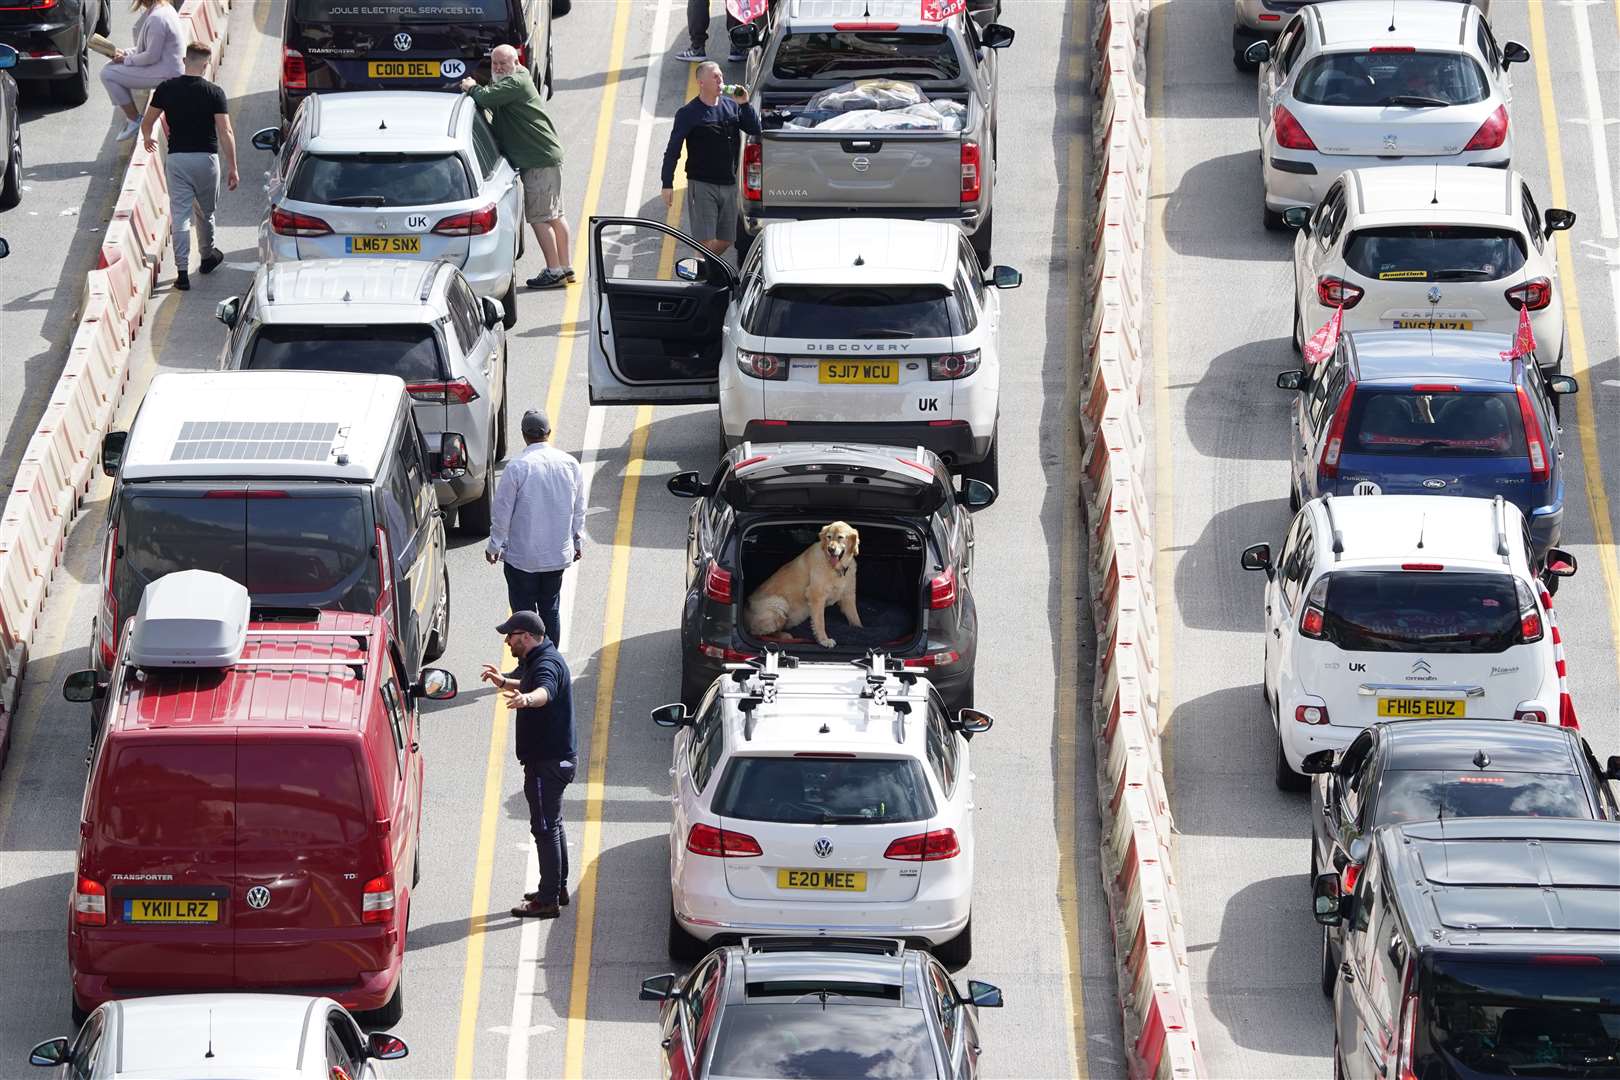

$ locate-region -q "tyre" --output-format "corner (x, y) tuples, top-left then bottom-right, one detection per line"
(1232, 26), (1260, 71)
(1288, 482), (1300, 514)
(495, 379), (509, 461)
(679, 660), (709, 712)
(970, 214), (993, 268)
(95, 0), (111, 37)
(667, 908), (708, 965)
(360, 975), (405, 1028)
(932, 916), (972, 968)
(959, 436), (999, 491)
(71, 998), (90, 1029)
(1274, 738), (1308, 792)
(733, 218), (754, 262)
(458, 454), (495, 536)
(500, 276), (518, 329)
(422, 566), (451, 662)
(412, 847), (421, 889)
(1318, 924), (1336, 998)
(54, 37), (90, 106)
(0, 122), (20, 211)
(945, 674), (974, 715)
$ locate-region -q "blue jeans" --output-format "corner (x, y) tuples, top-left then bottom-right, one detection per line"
(522, 757), (576, 905)
(504, 564), (565, 649)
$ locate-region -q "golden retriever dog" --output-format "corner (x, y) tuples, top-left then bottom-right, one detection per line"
(743, 522), (862, 648)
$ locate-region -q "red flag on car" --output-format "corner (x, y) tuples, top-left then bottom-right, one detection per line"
(1500, 305), (1536, 360)
(1302, 305), (1343, 366)
(726, 0), (769, 22)
(921, 0), (966, 20)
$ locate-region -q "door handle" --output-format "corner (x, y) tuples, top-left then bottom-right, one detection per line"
(657, 301), (678, 313)
(1273, 628), (1281, 638)
(410, 742), (419, 752)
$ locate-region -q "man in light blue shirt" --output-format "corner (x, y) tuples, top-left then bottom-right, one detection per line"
(486, 410), (586, 648)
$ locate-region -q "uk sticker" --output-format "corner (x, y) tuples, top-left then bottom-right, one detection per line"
(440, 59), (466, 79)
(1352, 480), (1382, 496)
(405, 213), (430, 230)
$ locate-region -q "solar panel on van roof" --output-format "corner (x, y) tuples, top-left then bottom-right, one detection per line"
(170, 420), (341, 463)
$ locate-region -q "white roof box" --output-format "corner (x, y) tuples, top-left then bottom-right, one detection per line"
(128, 570), (250, 668)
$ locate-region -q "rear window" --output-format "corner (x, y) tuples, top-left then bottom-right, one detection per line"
(244, 325), (445, 382)
(711, 756), (936, 824)
(1374, 770), (1590, 826)
(103, 744), (235, 848)
(1322, 571), (1520, 654)
(709, 1004), (940, 1079)
(1423, 958), (1620, 1077)
(287, 154), (471, 208)
(1345, 226), (1528, 282)
(1294, 50), (1488, 107)
(1346, 388), (1527, 458)
(772, 32), (960, 81)
(295, 0), (511, 22)
(237, 744), (369, 847)
(749, 285), (964, 339)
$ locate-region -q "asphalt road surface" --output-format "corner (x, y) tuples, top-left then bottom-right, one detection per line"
(0, 0), (1126, 1076)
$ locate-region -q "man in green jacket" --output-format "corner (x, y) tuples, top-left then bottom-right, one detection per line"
(460, 45), (572, 290)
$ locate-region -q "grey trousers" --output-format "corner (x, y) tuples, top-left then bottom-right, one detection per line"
(166, 152), (219, 266)
(99, 63), (178, 109)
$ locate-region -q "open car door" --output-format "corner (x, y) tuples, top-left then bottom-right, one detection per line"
(587, 216), (734, 405)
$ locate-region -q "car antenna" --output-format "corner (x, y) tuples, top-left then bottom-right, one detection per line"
(1473, 749), (1491, 770)
(1388, 0), (1396, 32)
(1430, 166), (1440, 206)
(205, 1010), (215, 1058)
(862, 0), (871, 16)
(378, 118), (388, 130)
(1416, 513), (1426, 550)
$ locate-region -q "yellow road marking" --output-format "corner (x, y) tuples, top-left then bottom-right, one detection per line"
(1525, 0), (1620, 678)
(450, 0), (632, 1073)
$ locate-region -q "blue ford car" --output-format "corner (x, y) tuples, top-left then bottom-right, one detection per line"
(1277, 330), (1578, 560)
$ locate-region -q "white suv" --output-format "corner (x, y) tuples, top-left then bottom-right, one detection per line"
(653, 651), (993, 966)
(1241, 494), (1576, 791)
(1286, 166), (1573, 371)
(586, 216), (1020, 487)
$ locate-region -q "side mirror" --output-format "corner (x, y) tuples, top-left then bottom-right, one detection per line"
(250, 126), (283, 154)
(1605, 754), (1620, 781)
(980, 23), (1014, 48)
(1544, 208), (1576, 237)
(1546, 374), (1579, 397)
(988, 265), (1021, 289)
(482, 296), (505, 328)
(62, 670), (105, 704)
(640, 973), (680, 1001)
(0, 43), (17, 71)
(1501, 40), (1530, 67)
(366, 1032), (409, 1061)
(0, 237), (10, 259)
(674, 257), (700, 282)
(1300, 748), (1336, 775)
(1543, 547), (1578, 578)
(415, 668), (458, 700)
(28, 1038), (69, 1068)
(1282, 206), (1311, 230)
(652, 702), (690, 728)
(1244, 40), (1271, 65)
(965, 980), (1004, 1008)
(954, 707), (994, 735)
(101, 430), (129, 476)
(436, 432), (469, 478)
(215, 296), (241, 328)
(1239, 542), (1273, 577)
(666, 471), (706, 499)
(959, 478), (997, 510)
(1276, 369), (1305, 391)
(1312, 871), (1345, 926)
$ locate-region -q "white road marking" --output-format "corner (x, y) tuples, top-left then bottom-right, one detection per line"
(1564, 0), (1620, 404)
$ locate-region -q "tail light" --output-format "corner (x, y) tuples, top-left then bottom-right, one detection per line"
(514, 44), (528, 66)
(1513, 707), (1547, 723)
(1317, 379), (1357, 480)
(374, 526), (394, 627)
(1505, 277), (1551, 311)
(1295, 704), (1330, 725)
(1299, 576), (1329, 640)
(743, 141), (762, 202)
(1394, 975), (1420, 1080)
(884, 829), (960, 861)
(927, 350), (981, 380)
(833, 20), (899, 28)
(1401, 563), (1444, 571)
(928, 567), (957, 609)
(74, 877), (106, 927)
(960, 142), (982, 202)
(1514, 578), (1543, 642)
(433, 204), (497, 236)
(361, 874), (395, 925)
(686, 822), (762, 857)
(97, 526), (119, 669)
(736, 350), (789, 380)
(406, 379), (479, 404)
(1464, 104), (1508, 152)
(1316, 276), (1363, 309)
(903, 650), (961, 669)
(704, 564), (734, 604)
(270, 207), (332, 237)
(1515, 385), (1550, 482)
(1272, 105), (1317, 151)
(698, 643), (755, 663)
(1340, 862), (1360, 893)
(282, 47), (306, 90)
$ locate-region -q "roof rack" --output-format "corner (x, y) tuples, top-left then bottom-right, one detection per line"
(722, 648), (924, 743)
(741, 935), (906, 957)
(1492, 495), (1510, 563)
(1321, 493), (1344, 561)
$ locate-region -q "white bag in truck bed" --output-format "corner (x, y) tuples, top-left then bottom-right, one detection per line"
(128, 570), (251, 668)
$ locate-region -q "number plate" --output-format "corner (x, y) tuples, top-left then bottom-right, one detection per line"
(367, 60), (446, 79)
(345, 236), (422, 255)
(819, 361), (897, 385)
(1393, 319), (1472, 330)
(123, 898), (220, 923)
(1377, 697), (1465, 718)
(776, 869), (868, 891)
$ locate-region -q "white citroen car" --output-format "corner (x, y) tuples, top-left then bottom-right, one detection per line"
(653, 652), (993, 967)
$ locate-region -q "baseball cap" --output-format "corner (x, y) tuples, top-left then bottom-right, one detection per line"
(521, 409), (551, 439)
(495, 610), (547, 637)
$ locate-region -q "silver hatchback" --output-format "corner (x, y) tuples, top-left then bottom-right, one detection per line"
(251, 90), (523, 328)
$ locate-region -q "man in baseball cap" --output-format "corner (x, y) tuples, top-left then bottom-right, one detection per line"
(487, 407), (585, 649)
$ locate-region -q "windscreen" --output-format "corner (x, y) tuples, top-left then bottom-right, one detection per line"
(1322, 571), (1520, 654)
(237, 745), (369, 847)
(1294, 50), (1489, 107)
(1346, 389), (1527, 458)
(1423, 957), (1620, 1078)
(1373, 770), (1590, 826)
(708, 1003), (940, 1079)
(288, 154), (472, 208)
(711, 756), (936, 824)
(244, 325), (445, 382)
(750, 285), (961, 339)
(295, 0), (511, 22)
(1345, 226), (1528, 283)
(772, 32), (960, 81)
(103, 744), (235, 849)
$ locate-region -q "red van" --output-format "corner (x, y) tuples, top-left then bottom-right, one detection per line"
(61, 570), (456, 1027)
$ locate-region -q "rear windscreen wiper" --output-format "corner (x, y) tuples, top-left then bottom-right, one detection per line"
(1429, 268), (1494, 281)
(849, 329), (915, 339)
(1382, 94), (1451, 108)
(328, 195), (387, 207)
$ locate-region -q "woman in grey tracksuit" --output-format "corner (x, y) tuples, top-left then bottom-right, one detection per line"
(100, 0), (184, 141)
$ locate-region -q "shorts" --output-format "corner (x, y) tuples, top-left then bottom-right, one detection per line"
(685, 179), (737, 244)
(522, 166), (564, 224)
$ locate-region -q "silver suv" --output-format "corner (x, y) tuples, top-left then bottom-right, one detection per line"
(215, 258), (509, 534)
(251, 90), (524, 329)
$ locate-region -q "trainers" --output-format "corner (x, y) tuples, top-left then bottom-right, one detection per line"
(526, 268), (569, 289)
(675, 47), (707, 62)
(728, 48), (746, 63)
(114, 117), (141, 143)
(525, 887), (569, 906)
(199, 249), (225, 275)
(511, 899), (562, 919)
(560, 266), (576, 283)
(174, 270), (190, 292)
